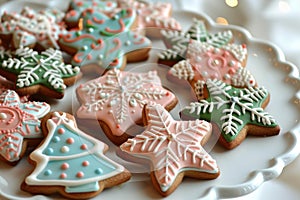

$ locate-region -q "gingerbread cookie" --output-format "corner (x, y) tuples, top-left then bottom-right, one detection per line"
(22, 111), (131, 199)
(1, 47), (81, 99)
(120, 103), (219, 196)
(65, 0), (119, 28)
(59, 8), (151, 74)
(119, 0), (181, 38)
(181, 79), (280, 149)
(0, 90), (50, 165)
(168, 40), (255, 99)
(76, 68), (178, 145)
(0, 7), (67, 50)
(158, 19), (233, 67)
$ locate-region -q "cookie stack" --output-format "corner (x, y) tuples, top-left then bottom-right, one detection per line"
(0, 0), (280, 199)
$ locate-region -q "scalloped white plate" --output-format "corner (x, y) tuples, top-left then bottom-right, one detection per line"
(0, 1), (300, 200)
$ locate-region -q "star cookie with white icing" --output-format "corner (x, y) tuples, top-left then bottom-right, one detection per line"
(120, 103), (219, 196)
(0, 47), (81, 99)
(181, 79), (280, 149)
(76, 68), (178, 145)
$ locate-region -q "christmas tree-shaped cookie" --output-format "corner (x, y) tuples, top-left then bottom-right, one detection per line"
(22, 112), (131, 199)
(181, 79), (280, 149)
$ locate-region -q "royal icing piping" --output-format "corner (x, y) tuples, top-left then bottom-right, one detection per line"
(0, 90), (50, 162)
(76, 68), (176, 137)
(169, 40), (255, 97)
(120, 103), (219, 192)
(158, 19), (233, 61)
(65, 0), (119, 26)
(1, 47), (80, 94)
(120, 0), (181, 34)
(182, 79), (278, 142)
(0, 7), (67, 49)
(25, 112), (126, 193)
(60, 8), (150, 71)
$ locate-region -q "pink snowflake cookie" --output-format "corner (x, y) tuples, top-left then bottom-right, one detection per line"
(76, 68), (178, 145)
(168, 40), (256, 99)
(0, 90), (50, 165)
(120, 103), (219, 196)
(22, 112), (131, 199)
(119, 0), (181, 37)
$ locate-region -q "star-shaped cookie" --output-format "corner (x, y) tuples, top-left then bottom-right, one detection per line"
(65, 0), (119, 28)
(0, 90), (50, 165)
(119, 0), (181, 38)
(76, 68), (178, 145)
(0, 7), (67, 50)
(158, 19), (233, 67)
(0, 47), (81, 99)
(181, 79), (280, 149)
(120, 103), (219, 196)
(59, 8), (151, 74)
(168, 40), (256, 99)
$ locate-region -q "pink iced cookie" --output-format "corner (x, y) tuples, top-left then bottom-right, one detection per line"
(169, 40), (256, 99)
(0, 90), (50, 165)
(76, 68), (178, 145)
(120, 0), (181, 37)
(120, 103), (219, 196)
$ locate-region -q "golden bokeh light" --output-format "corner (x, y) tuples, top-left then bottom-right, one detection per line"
(216, 17), (229, 25)
(225, 0), (239, 7)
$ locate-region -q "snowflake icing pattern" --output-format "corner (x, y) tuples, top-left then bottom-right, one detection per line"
(1, 47), (80, 98)
(120, 103), (219, 195)
(0, 90), (50, 163)
(77, 68), (176, 136)
(182, 79), (279, 146)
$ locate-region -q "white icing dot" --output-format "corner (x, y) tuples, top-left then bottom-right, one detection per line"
(60, 146), (70, 153)
(134, 93), (143, 100)
(54, 84), (60, 89)
(98, 54), (104, 60)
(82, 46), (88, 51)
(224, 74), (231, 80)
(195, 56), (202, 62)
(201, 71), (208, 77)
(88, 28), (94, 33)
(129, 99), (137, 107)
(109, 99), (117, 107)
(0, 113), (7, 120)
(125, 40), (131, 46)
(100, 93), (106, 98)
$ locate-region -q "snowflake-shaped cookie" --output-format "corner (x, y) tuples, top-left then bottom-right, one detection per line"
(158, 18), (233, 66)
(119, 0), (181, 38)
(0, 90), (50, 164)
(65, 0), (119, 28)
(1, 47), (80, 99)
(59, 8), (151, 73)
(23, 112), (131, 199)
(181, 79), (280, 149)
(76, 68), (177, 145)
(0, 7), (67, 49)
(120, 103), (219, 196)
(169, 40), (256, 99)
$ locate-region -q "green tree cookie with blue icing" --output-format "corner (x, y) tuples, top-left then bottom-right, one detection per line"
(23, 112), (131, 199)
(59, 8), (151, 73)
(158, 19), (233, 66)
(181, 79), (280, 149)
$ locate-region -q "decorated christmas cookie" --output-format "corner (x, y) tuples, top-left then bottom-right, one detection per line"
(0, 90), (50, 165)
(120, 103), (219, 196)
(76, 68), (178, 145)
(22, 112), (131, 199)
(0, 47), (81, 99)
(158, 19), (233, 67)
(0, 7), (67, 50)
(65, 0), (120, 28)
(59, 8), (151, 74)
(168, 40), (255, 99)
(119, 0), (181, 38)
(181, 79), (280, 149)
